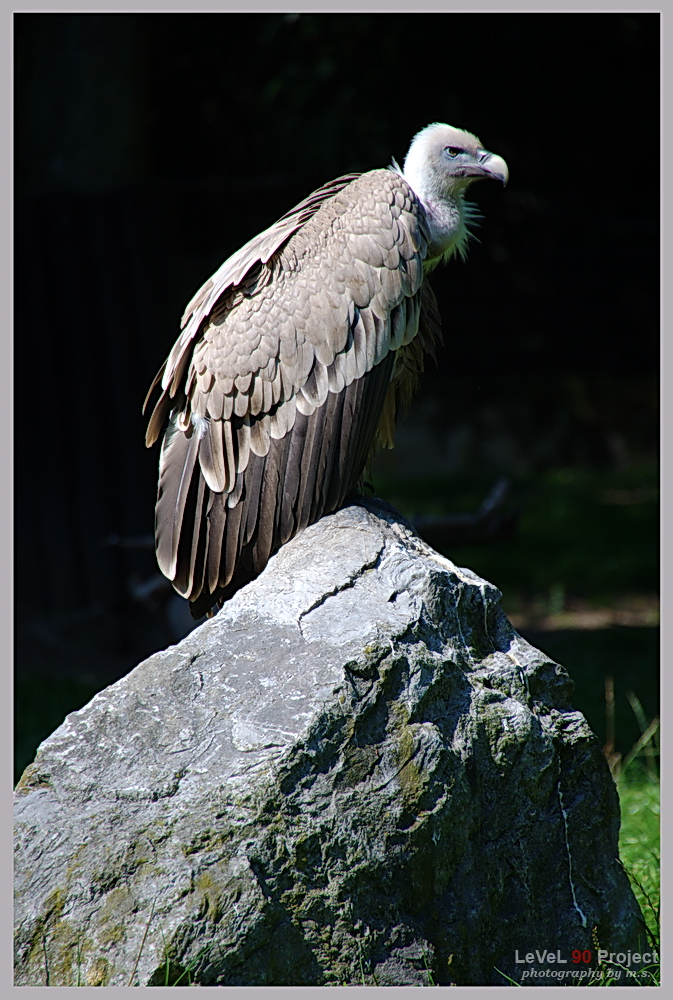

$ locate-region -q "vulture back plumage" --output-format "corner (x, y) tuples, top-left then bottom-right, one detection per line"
(145, 123), (508, 619)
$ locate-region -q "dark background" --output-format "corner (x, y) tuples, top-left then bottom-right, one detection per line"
(14, 13), (659, 780)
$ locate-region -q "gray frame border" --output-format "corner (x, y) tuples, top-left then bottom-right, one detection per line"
(8, 3), (664, 996)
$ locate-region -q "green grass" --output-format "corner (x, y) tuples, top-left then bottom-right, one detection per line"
(618, 766), (660, 952)
(588, 708), (660, 988)
(577, 768), (661, 988)
(619, 774), (660, 930)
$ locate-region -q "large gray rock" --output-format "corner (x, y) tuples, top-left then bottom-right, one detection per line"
(14, 498), (643, 986)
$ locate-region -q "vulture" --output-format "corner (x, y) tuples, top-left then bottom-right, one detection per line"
(145, 123), (508, 619)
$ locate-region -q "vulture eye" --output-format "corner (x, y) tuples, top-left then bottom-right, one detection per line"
(445, 146), (462, 157)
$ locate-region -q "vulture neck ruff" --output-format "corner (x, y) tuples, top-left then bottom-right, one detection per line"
(402, 121), (487, 266)
(401, 172), (470, 267)
(416, 195), (473, 267)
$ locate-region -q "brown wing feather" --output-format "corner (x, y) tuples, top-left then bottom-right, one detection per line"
(149, 168), (438, 618)
(186, 352), (396, 619)
(155, 421), (200, 582)
(144, 172), (362, 447)
(376, 279), (442, 450)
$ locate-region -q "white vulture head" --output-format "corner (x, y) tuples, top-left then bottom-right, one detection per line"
(402, 122), (508, 263)
(145, 124), (509, 619)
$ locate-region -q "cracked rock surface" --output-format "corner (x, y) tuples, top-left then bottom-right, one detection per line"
(14, 498), (643, 986)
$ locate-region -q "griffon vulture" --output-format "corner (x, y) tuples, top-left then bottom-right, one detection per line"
(145, 123), (508, 619)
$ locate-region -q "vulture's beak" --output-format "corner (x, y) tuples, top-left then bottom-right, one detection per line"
(472, 150), (509, 186)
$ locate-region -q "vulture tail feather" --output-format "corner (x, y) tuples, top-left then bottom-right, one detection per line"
(156, 420), (201, 580)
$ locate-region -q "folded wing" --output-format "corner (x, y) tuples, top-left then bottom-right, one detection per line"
(145, 169), (440, 617)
